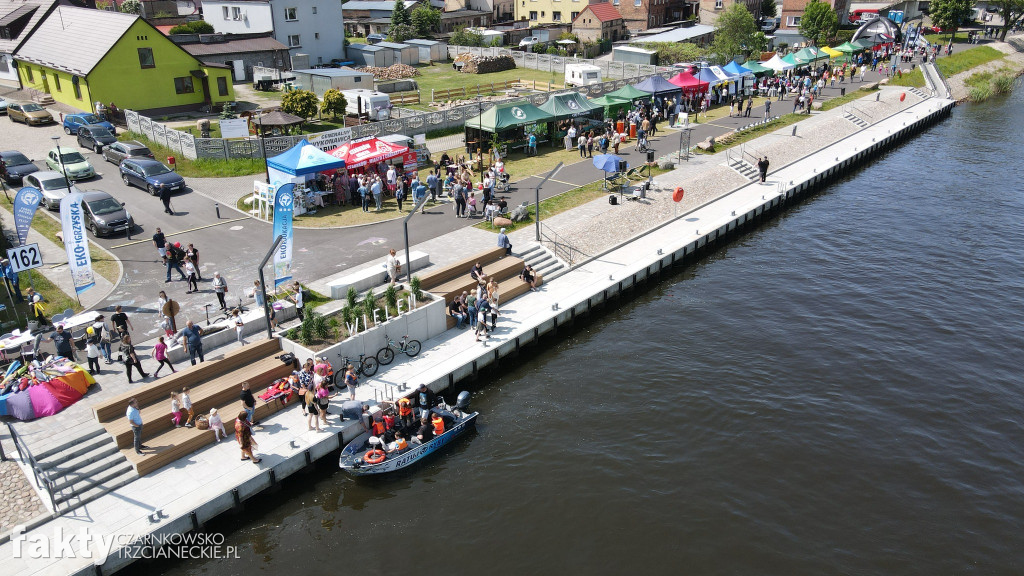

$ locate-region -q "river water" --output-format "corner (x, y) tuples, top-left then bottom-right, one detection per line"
(138, 90), (1024, 576)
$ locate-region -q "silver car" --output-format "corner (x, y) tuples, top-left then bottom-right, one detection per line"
(22, 171), (80, 210)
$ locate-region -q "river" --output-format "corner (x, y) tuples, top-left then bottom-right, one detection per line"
(134, 88), (1024, 576)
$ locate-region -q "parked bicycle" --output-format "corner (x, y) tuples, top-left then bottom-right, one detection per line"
(376, 334), (421, 365)
(342, 353), (379, 377)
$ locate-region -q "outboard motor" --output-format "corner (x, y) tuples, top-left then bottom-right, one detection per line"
(455, 391), (471, 415)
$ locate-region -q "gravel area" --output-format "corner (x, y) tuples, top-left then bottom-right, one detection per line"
(0, 460), (48, 535)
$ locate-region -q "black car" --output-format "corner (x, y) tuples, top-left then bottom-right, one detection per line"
(77, 125), (118, 153)
(101, 141), (154, 165)
(119, 158), (186, 195)
(80, 190), (135, 237)
(0, 150), (39, 184)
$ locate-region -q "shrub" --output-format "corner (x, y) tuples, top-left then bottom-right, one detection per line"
(410, 276), (423, 301)
(281, 89), (319, 122)
(299, 321), (313, 345)
(342, 306), (353, 327)
(347, 286), (359, 309)
(993, 74), (1015, 94)
(363, 288), (378, 323)
(384, 285), (399, 311)
(310, 312), (330, 340)
(169, 21), (215, 34)
(329, 317), (342, 341)
(321, 89), (347, 120)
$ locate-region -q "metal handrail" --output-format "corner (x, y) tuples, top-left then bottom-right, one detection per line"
(740, 143), (766, 165)
(540, 223), (587, 269)
(6, 423), (57, 510)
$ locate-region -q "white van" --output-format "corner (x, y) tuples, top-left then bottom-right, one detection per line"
(565, 64), (602, 87)
(341, 89), (392, 121)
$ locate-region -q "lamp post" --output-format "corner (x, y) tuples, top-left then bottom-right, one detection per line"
(257, 112), (270, 184)
(403, 195), (428, 284)
(257, 234), (284, 338)
(534, 162), (563, 242)
(51, 136), (72, 190)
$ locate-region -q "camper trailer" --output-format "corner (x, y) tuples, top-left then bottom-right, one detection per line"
(342, 89), (392, 121)
(565, 64), (602, 87)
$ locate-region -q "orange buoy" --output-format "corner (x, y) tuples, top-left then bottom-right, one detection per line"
(900, 92), (906, 102)
(673, 187), (685, 203)
(363, 449), (386, 464)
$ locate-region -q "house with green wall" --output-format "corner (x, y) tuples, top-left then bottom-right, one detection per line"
(14, 6), (235, 114)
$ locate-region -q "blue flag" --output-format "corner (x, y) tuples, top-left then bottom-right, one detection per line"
(59, 192), (95, 295)
(13, 187), (42, 246)
(272, 183), (295, 287)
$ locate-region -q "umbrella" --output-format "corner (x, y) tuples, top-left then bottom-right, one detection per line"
(592, 154), (624, 172)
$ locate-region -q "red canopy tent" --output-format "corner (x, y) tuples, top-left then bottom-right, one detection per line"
(328, 137), (410, 170)
(668, 72), (710, 96)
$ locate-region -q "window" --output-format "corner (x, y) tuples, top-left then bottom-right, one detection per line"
(285, 7), (297, 20)
(52, 73), (59, 90)
(354, 76), (362, 82)
(315, 32), (320, 39)
(714, 0), (722, 7)
(635, 0), (641, 5)
(217, 76), (229, 96)
(787, 15), (801, 25)
(222, 6), (229, 19)
(571, 10), (578, 18)
(553, 10), (561, 19)
(612, 0), (618, 5)
(232, 6), (241, 19)
(73, 81), (81, 100)
(137, 47), (154, 68)
(529, 10), (537, 19)
(541, 10), (544, 16)
(288, 34), (301, 46)
(25, 66), (32, 81)
(312, 6), (317, 13)
(173, 76), (194, 94)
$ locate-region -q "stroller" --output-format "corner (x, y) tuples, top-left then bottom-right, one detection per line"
(635, 135), (651, 153)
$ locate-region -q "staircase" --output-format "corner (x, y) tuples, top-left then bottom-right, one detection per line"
(727, 157), (759, 181)
(31, 425), (137, 513)
(519, 242), (567, 282)
(843, 112), (870, 128)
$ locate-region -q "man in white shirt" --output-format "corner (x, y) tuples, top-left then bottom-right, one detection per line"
(386, 248), (401, 287)
(291, 281), (304, 320)
(386, 166), (397, 194)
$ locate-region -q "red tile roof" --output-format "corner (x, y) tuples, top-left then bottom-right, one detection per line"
(575, 2), (623, 23)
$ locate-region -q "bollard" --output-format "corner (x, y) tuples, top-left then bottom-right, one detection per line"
(791, 125), (798, 136)
(215, 203), (221, 219)
(125, 223), (132, 240)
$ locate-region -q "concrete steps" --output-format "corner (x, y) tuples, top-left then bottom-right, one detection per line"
(34, 426), (137, 512)
(519, 243), (566, 282)
(844, 112), (870, 128)
(728, 158), (759, 181)
(905, 87), (929, 99)
(31, 93), (54, 106)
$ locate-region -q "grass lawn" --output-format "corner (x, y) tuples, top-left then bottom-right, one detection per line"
(408, 63), (597, 110)
(0, 224), (82, 327)
(0, 193), (120, 284)
(119, 132), (265, 178)
(935, 45), (1005, 77)
(235, 192), (415, 228)
(924, 31), (970, 44)
(888, 68), (927, 87)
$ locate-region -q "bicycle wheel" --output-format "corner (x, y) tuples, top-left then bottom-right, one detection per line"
(377, 346), (395, 366)
(362, 356), (379, 377)
(404, 340), (422, 357)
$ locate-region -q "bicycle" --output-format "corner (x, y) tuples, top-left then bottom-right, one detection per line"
(376, 334), (421, 366)
(342, 353), (379, 377)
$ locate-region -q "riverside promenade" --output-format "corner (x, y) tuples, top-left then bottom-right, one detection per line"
(0, 86), (954, 576)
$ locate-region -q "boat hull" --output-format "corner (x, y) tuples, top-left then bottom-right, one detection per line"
(339, 412), (478, 475)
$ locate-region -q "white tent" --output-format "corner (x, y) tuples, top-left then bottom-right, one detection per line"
(761, 54), (796, 72)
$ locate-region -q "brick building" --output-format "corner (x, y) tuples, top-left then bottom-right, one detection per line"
(571, 2), (626, 42)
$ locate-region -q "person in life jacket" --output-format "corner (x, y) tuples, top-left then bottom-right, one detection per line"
(397, 397), (414, 429)
(371, 418), (386, 437)
(388, 430), (409, 453)
(431, 414), (445, 436)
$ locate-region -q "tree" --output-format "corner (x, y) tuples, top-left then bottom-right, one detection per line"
(929, 0), (974, 39)
(169, 21), (215, 34)
(531, 41), (547, 53)
(281, 90), (319, 123)
(987, 0), (1024, 40)
(707, 4), (761, 64)
(411, 6), (441, 38)
(761, 0), (777, 18)
(120, 0), (141, 14)
(321, 89), (347, 120)
(391, 0), (412, 28)
(450, 27), (483, 46)
(388, 23), (415, 42)
(798, 0), (839, 46)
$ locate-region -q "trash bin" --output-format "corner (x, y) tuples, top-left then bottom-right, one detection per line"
(841, 87), (846, 96)
(629, 123), (637, 139)
(616, 120), (624, 134)
(167, 156), (176, 167)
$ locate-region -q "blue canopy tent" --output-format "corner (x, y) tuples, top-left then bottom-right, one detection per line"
(267, 139), (347, 176)
(633, 75), (682, 100)
(722, 61), (756, 93)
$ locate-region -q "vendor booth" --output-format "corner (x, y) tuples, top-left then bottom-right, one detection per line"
(668, 71), (710, 96)
(259, 139), (348, 216)
(741, 60), (775, 76)
(590, 94), (632, 117)
(722, 61), (756, 93)
(761, 53), (797, 73)
(605, 84), (652, 105)
(464, 101), (555, 156)
(540, 92), (605, 148)
(328, 137), (417, 180)
(793, 47), (828, 64)
(698, 66), (735, 99)
(633, 75), (683, 100)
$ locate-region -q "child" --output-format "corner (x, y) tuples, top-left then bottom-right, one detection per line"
(468, 192), (477, 217)
(181, 387), (195, 427)
(153, 336), (175, 377)
(170, 393), (183, 427)
(208, 408), (226, 441)
(184, 259), (198, 293)
(232, 309), (246, 345)
(159, 315), (173, 338)
(86, 333), (101, 375)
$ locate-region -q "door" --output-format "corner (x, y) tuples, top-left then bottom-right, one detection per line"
(232, 60), (246, 82)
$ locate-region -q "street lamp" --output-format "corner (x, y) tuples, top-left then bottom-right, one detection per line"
(257, 112), (270, 184)
(51, 136), (72, 190)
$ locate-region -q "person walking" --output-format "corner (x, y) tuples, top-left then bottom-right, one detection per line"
(764, 99), (771, 119)
(160, 186), (173, 215)
(212, 272), (228, 310)
(497, 227), (512, 256)
(291, 281), (304, 320)
(185, 243), (201, 279)
(240, 382), (257, 424)
(165, 243), (187, 283)
(85, 328), (101, 374)
(234, 411), (261, 463)
(182, 320), (204, 365)
(152, 227), (167, 261)
(757, 156), (770, 183)
(153, 335), (175, 377)
(386, 248), (401, 287)
(426, 170), (439, 203)
(395, 176), (405, 212)
(111, 305), (133, 339)
(119, 333), (149, 383)
(184, 258), (198, 293)
(126, 398), (148, 454)
(93, 315), (112, 364)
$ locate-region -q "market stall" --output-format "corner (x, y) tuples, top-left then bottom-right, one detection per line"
(761, 54), (797, 73)
(539, 92), (604, 140)
(668, 71), (710, 96)
(633, 75), (683, 100)
(464, 101), (556, 157)
(793, 47), (829, 64)
(261, 139), (347, 216)
(605, 84), (652, 105)
(722, 61), (756, 93)
(327, 137), (417, 181)
(698, 66), (735, 98)
(590, 94), (632, 117)
(741, 60), (775, 76)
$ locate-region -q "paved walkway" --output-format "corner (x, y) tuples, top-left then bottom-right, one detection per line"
(0, 461), (47, 537)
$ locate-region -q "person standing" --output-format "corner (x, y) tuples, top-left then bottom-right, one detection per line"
(386, 165), (397, 195)
(497, 227), (512, 256)
(212, 272), (228, 311)
(232, 309), (247, 345)
(395, 176), (405, 212)
(371, 176), (383, 211)
(182, 320), (205, 365)
(764, 99), (771, 119)
(757, 156), (770, 183)
(528, 132), (538, 157)
(358, 179), (369, 212)
(426, 170), (438, 203)
(111, 305), (133, 339)
(160, 186), (173, 215)
(126, 398), (147, 455)
(454, 183), (467, 218)
(386, 249), (401, 287)
(184, 258), (198, 293)
(153, 335), (175, 377)
(344, 364), (358, 401)
(240, 382), (257, 424)
(119, 334), (150, 383)
(152, 227), (167, 261)
(85, 328), (101, 374)
(1, 258), (23, 302)
(48, 324), (76, 360)
(185, 243), (201, 280)
(291, 281), (304, 321)
(234, 411), (261, 463)
(165, 243), (187, 283)
(93, 315), (112, 364)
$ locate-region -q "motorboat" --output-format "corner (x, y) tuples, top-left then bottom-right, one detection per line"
(339, 391), (477, 476)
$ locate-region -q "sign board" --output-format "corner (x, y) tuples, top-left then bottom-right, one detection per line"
(7, 244), (43, 273)
(889, 10), (904, 24)
(219, 118), (251, 139)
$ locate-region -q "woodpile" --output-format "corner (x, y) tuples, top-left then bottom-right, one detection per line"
(455, 54), (516, 74)
(362, 63), (420, 80)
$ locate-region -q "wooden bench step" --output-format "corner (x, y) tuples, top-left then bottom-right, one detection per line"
(445, 272), (542, 328)
(94, 339), (281, 422)
(418, 247), (506, 290)
(433, 257), (524, 304)
(104, 356), (295, 448)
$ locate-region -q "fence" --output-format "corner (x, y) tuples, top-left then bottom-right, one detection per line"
(389, 90), (422, 106)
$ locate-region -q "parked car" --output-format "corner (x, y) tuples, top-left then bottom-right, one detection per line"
(102, 141), (154, 165)
(45, 148), (95, 180)
(80, 189), (135, 237)
(366, 33), (386, 44)
(7, 102), (54, 125)
(119, 158), (186, 195)
(0, 150), (39, 184)
(22, 171), (80, 210)
(63, 113), (115, 135)
(0, 96), (8, 115)
(760, 17), (778, 31)
(76, 125), (118, 153)
(519, 36), (542, 48)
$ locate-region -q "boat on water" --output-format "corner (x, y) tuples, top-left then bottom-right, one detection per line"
(339, 391), (478, 476)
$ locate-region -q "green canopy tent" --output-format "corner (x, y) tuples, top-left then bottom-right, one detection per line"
(833, 41), (863, 54)
(742, 60), (775, 75)
(780, 53), (806, 68)
(464, 101), (556, 156)
(606, 84), (652, 104)
(590, 94), (631, 117)
(852, 38), (875, 49)
(793, 47), (829, 63)
(538, 92), (603, 119)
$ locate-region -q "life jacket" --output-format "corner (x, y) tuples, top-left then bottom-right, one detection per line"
(431, 415), (445, 436)
(372, 420), (386, 436)
(397, 397), (412, 416)
(395, 438), (408, 451)
(383, 414), (395, 430)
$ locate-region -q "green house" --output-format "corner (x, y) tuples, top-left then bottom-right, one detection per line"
(14, 6), (234, 114)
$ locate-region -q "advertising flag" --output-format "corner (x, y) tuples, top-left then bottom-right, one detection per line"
(59, 192), (95, 294)
(272, 183), (295, 287)
(13, 187), (43, 246)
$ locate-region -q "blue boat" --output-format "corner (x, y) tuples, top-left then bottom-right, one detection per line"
(338, 391), (477, 476)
